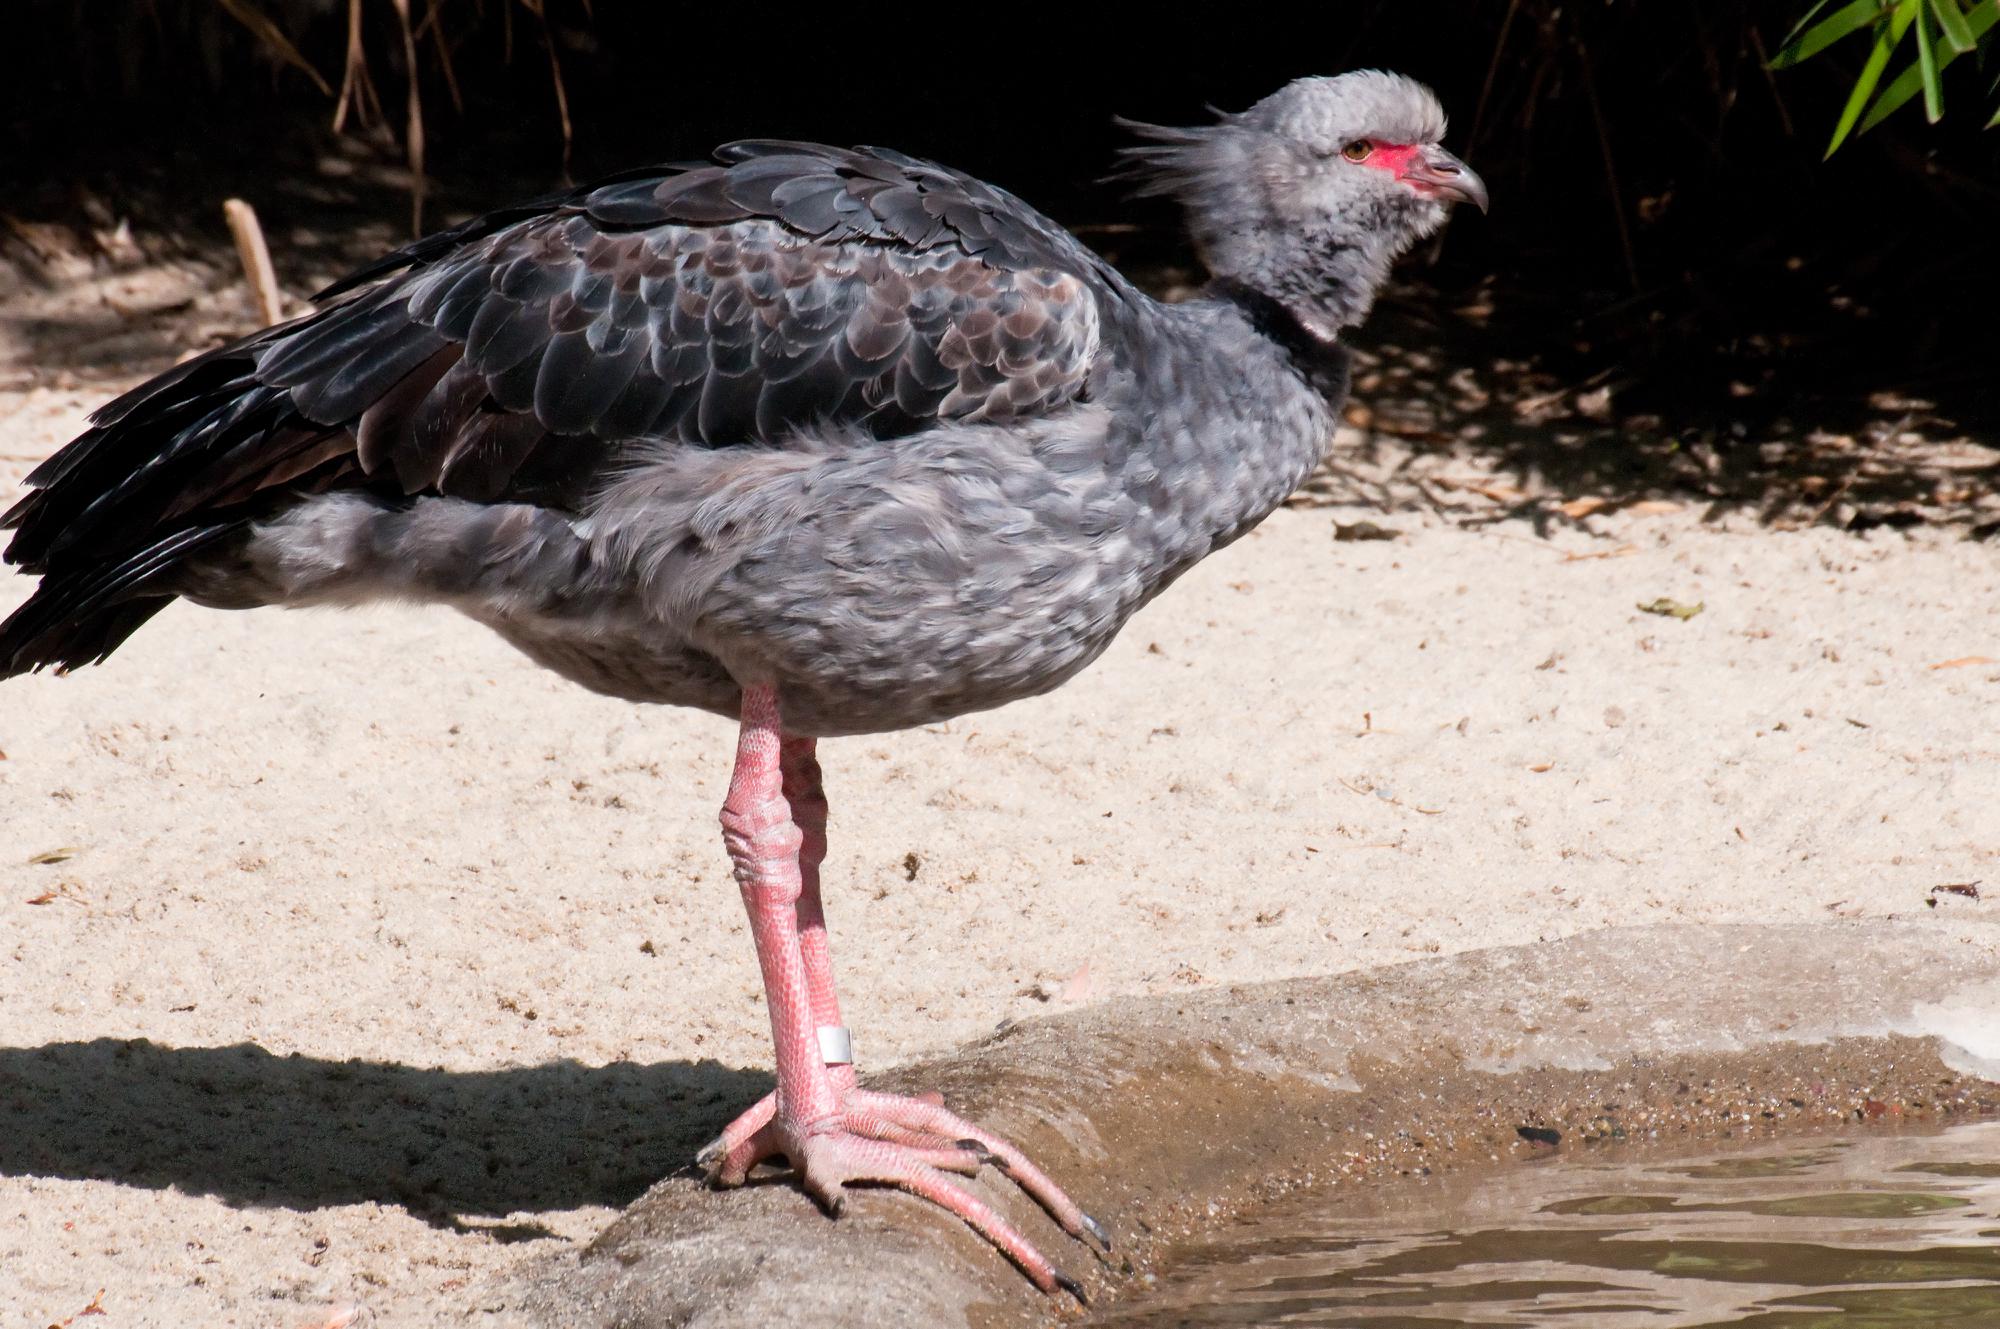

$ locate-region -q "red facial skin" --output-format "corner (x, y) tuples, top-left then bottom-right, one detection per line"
(1363, 141), (1425, 178)
(1359, 140), (1489, 213)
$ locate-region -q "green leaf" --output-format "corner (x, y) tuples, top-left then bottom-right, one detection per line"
(1858, 0), (2000, 131)
(1915, 0), (1945, 119)
(1827, 2), (1918, 154)
(1861, 60), (1927, 132)
(1773, 0), (1892, 66)
(1931, 0), (1978, 50)
(1638, 599), (1705, 621)
(1949, 8), (1992, 39)
(1780, 0), (1847, 47)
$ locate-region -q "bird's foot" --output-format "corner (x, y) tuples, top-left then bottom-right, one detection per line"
(698, 1087), (1106, 1299)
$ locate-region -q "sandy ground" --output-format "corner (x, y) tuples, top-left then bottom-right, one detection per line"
(1, 296), (1997, 1323)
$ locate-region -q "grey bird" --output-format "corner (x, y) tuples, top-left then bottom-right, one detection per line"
(0, 71), (1484, 1293)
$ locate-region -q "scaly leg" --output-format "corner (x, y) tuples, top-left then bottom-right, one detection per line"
(696, 734), (855, 1161)
(785, 736), (861, 1100)
(697, 684), (1103, 1297)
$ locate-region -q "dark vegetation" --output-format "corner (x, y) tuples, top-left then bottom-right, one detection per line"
(2, 2), (1995, 529)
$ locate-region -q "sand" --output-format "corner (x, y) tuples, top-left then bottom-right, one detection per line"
(2, 307), (1996, 1325)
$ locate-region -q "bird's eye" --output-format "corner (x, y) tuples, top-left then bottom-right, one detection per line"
(1340, 140), (1373, 163)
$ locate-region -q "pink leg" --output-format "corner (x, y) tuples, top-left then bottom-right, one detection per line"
(785, 735), (860, 1101)
(697, 685), (1102, 1299)
(716, 686), (842, 1129)
(697, 735), (852, 1161)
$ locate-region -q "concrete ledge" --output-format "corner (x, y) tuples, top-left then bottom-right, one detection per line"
(506, 920), (2000, 1327)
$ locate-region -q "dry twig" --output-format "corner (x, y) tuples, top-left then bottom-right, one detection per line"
(214, 0), (332, 96)
(222, 198), (284, 326)
(332, 0), (383, 135)
(390, 0), (427, 234)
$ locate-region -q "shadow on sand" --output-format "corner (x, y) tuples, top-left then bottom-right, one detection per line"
(1292, 291), (2000, 538)
(0, 1038), (771, 1232)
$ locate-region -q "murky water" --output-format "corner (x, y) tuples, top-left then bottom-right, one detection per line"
(1097, 1122), (2000, 1327)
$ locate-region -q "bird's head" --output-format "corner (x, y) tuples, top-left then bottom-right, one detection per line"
(1117, 71), (1486, 341)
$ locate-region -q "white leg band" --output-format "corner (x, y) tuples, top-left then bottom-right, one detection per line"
(817, 1024), (854, 1065)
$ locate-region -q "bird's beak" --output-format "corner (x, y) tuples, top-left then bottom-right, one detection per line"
(1402, 146), (1489, 214)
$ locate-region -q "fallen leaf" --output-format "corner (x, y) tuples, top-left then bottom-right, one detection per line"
(1637, 598), (1704, 620)
(1558, 496), (1610, 519)
(1928, 656), (1996, 670)
(27, 890), (57, 905)
(1372, 419), (1455, 443)
(49, 1289), (106, 1327)
(28, 847), (79, 865)
(1333, 520), (1400, 542)
(1560, 544), (1638, 563)
(1527, 762), (1554, 773)
(1435, 476), (1526, 502)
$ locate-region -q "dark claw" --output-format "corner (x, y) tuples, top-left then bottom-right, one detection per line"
(694, 1135), (725, 1168)
(1081, 1211), (1112, 1253)
(1054, 1270), (1088, 1306)
(954, 1138), (1002, 1168)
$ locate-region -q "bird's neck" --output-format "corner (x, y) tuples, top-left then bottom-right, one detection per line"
(1197, 222), (1395, 347)
(1207, 278), (1353, 402)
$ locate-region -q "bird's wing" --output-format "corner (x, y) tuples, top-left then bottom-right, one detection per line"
(4, 142), (1117, 575)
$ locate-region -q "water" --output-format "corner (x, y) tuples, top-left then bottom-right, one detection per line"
(1096, 1122), (2000, 1327)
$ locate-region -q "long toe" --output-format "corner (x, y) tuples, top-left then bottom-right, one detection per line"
(704, 1119), (784, 1188)
(845, 1088), (1109, 1253)
(698, 1089), (778, 1176)
(793, 1129), (1074, 1296)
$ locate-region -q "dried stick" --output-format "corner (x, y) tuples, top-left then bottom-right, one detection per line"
(521, 0), (575, 180)
(391, 0), (426, 235)
(1572, 26), (1642, 293)
(1749, 26), (1796, 139)
(425, 0), (465, 115)
(332, 0), (382, 135)
(222, 198), (284, 327)
(1469, 0), (1522, 153)
(214, 0), (332, 96)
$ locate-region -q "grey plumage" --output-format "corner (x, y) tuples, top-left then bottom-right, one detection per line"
(1, 72), (1482, 738)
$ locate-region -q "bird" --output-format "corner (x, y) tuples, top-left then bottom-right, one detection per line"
(0, 71), (1485, 1295)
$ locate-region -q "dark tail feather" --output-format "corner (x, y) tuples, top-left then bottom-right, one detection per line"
(1, 349), (274, 678)
(0, 523), (245, 677)
(0, 596), (174, 677)
(3, 262), (511, 678)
